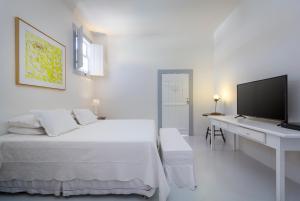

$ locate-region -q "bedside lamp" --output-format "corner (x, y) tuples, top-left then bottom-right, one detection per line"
(213, 94), (221, 114)
(92, 98), (100, 116)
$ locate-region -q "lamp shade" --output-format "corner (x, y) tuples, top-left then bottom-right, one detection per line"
(92, 98), (100, 105)
(213, 94), (220, 101)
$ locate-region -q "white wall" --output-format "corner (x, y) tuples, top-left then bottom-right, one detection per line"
(94, 33), (215, 135)
(72, 0), (239, 136)
(214, 0), (300, 183)
(0, 0), (94, 134)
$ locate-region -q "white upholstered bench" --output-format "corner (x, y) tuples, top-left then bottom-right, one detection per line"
(159, 128), (196, 190)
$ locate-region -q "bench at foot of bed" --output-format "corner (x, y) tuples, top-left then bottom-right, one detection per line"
(159, 128), (197, 190)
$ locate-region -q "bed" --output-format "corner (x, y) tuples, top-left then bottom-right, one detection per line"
(0, 119), (169, 201)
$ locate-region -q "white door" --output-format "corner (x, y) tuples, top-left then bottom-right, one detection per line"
(161, 73), (191, 135)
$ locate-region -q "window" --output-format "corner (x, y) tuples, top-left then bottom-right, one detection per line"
(73, 24), (104, 76)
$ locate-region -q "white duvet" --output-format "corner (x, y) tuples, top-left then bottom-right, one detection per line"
(0, 119), (169, 201)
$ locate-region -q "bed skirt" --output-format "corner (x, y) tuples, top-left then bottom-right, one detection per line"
(0, 179), (155, 197)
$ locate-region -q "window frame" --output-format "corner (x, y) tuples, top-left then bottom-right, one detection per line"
(73, 25), (104, 77)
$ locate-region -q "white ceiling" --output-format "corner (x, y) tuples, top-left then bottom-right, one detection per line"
(65, 0), (239, 35)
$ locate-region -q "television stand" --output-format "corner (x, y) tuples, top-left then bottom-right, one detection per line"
(234, 114), (246, 119)
(208, 115), (300, 201)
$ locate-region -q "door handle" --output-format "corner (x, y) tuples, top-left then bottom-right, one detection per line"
(186, 98), (190, 104)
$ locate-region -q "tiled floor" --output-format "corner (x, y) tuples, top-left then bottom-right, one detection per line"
(1, 136), (300, 201)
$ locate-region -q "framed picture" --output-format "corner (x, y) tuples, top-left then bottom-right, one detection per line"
(15, 17), (66, 90)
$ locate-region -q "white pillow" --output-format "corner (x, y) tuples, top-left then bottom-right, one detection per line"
(72, 109), (97, 125)
(8, 114), (41, 128)
(8, 127), (46, 135)
(32, 109), (79, 137)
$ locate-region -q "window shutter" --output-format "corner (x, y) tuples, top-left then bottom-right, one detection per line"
(77, 26), (84, 68)
(72, 24), (78, 69)
(73, 24), (84, 70)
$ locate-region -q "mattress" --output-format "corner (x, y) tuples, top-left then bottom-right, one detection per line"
(0, 120), (169, 201)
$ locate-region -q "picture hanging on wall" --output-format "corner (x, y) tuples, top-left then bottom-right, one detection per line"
(15, 17), (66, 90)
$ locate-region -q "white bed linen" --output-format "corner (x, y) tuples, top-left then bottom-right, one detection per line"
(0, 120), (169, 201)
(62, 179), (155, 197)
(0, 179), (155, 197)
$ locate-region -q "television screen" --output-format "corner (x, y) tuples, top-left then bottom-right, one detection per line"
(237, 75), (288, 122)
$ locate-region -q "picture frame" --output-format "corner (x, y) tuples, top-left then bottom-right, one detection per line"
(15, 17), (66, 90)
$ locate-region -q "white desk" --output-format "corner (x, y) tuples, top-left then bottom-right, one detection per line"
(209, 115), (300, 201)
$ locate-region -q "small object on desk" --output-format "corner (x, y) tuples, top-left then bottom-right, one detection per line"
(203, 112), (226, 143)
(281, 122), (300, 131)
(97, 116), (106, 120)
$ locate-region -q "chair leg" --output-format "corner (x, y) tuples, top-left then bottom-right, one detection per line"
(209, 127), (212, 144)
(220, 128), (226, 143)
(205, 127), (209, 140)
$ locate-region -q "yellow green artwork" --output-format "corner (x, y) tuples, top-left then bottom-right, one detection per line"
(25, 31), (63, 84)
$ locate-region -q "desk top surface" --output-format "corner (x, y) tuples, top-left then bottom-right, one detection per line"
(209, 115), (300, 138)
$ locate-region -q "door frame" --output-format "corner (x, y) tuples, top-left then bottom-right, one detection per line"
(157, 69), (193, 136)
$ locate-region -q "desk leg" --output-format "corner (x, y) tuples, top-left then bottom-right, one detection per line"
(211, 124), (215, 150)
(276, 149), (285, 201)
(233, 134), (239, 151)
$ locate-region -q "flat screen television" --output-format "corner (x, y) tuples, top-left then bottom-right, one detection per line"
(237, 75), (288, 123)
